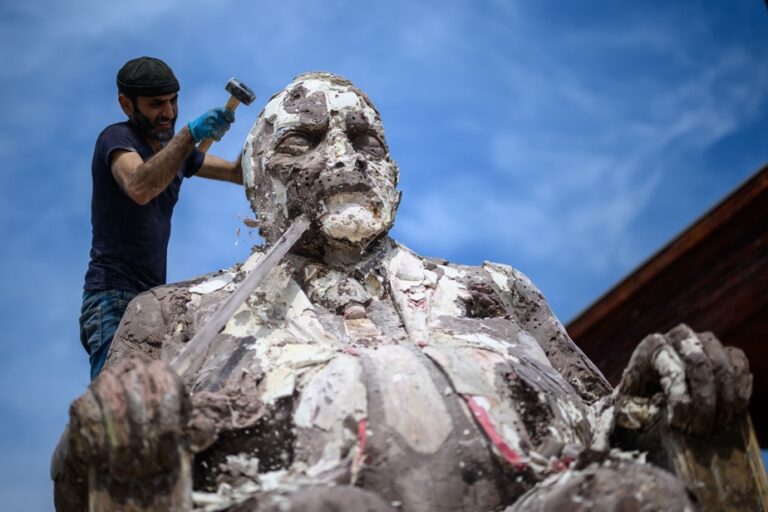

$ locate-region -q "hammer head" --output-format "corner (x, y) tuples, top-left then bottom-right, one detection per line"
(225, 78), (256, 105)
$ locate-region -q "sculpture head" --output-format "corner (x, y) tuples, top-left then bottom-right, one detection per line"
(243, 72), (401, 257)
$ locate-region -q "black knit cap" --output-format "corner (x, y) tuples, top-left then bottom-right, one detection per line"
(116, 56), (179, 97)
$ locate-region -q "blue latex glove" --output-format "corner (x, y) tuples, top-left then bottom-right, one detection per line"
(188, 108), (235, 143)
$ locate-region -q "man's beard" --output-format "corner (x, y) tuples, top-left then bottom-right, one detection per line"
(130, 109), (176, 142)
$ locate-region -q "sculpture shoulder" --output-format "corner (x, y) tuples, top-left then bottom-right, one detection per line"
(391, 243), (546, 318)
(481, 261), (612, 401)
(481, 261), (551, 321)
(105, 267), (243, 370)
(393, 245), (612, 402)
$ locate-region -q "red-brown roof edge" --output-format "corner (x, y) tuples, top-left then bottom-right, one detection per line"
(567, 162), (768, 339)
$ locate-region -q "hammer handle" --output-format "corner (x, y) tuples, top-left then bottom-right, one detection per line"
(197, 96), (242, 153)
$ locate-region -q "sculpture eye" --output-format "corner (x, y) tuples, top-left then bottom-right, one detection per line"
(276, 133), (317, 156)
(352, 132), (386, 158)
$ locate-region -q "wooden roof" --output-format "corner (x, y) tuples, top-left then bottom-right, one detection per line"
(567, 163), (768, 444)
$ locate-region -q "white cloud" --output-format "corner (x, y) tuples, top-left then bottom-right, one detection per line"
(398, 19), (768, 277)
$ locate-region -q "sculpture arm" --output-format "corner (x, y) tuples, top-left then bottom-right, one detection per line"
(484, 262), (612, 404)
(104, 277), (207, 372)
(102, 289), (169, 371)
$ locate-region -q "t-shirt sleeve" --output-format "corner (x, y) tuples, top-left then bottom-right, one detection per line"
(97, 124), (140, 170)
(183, 148), (205, 178)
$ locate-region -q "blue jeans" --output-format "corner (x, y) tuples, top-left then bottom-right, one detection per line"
(79, 290), (137, 381)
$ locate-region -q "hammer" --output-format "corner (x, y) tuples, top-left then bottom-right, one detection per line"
(197, 77), (256, 153)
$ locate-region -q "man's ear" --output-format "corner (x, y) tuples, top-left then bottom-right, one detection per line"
(118, 93), (134, 117)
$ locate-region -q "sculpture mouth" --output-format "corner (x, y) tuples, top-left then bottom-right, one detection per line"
(318, 191), (391, 244)
(317, 181), (372, 201)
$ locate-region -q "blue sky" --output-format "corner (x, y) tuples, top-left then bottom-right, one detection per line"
(0, 1), (766, 509)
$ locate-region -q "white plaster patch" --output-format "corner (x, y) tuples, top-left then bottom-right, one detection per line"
(331, 90), (364, 110)
(453, 332), (510, 354)
(294, 355), (366, 430)
(387, 248), (435, 343)
(241, 250), (265, 273)
(587, 396), (615, 452)
(473, 395), (491, 410)
(247, 330), (294, 361)
(189, 273), (235, 295)
(319, 193), (391, 243)
(482, 262), (513, 294)
(469, 393), (527, 457)
(391, 248), (426, 282)
(305, 446), (343, 477)
(422, 344), (496, 396)
(438, 264), (466, 280)
(262, 90), (300, 126)
(653, 345), (690, 420)
(516, 331), (551, 366)
(269, 177), (288, 219)
(241, 138), (255, 189)
(273, 343), (336, 369)
(678, 332), (704, 357)
(553, 398), (587, 442)
(429, 275), (466, 319)
(370, 345), (452, 454)
(258, 469), (290, 492)
(501, 423), (524, 453)
(261, 366), (296, 404)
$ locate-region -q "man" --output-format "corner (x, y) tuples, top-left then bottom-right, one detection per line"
(80, 56), (243, 380)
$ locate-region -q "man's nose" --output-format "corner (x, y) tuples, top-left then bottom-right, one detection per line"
(160, 101), (174, 119)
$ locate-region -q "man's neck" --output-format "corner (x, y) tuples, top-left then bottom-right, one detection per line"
(148, 138), (169, 153)
(128, 121), (165, 153)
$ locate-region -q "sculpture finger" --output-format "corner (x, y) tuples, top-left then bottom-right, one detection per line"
(122, 359), (164, 478)
(725, 346), (752, 414)
(147, 359), (188, 472)
(97, 359), (145, 481)
(698, 332), (735, 431)
(91, 365), (135, 481)
(618, 333), (666, 397)
(666, 324), (715, 435)
(69, 387), (107, 465)
(651, 342), (691, 431)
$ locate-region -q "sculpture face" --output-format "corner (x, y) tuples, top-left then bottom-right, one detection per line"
(243, 73), (400, 251)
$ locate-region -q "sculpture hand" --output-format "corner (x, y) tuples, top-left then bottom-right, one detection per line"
(188, 107), (235, 143)
(68, 357), (190, 481)
(616, 324), (752, 436)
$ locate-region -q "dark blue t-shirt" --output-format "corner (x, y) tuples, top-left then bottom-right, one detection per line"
(84, 122), (205, 294)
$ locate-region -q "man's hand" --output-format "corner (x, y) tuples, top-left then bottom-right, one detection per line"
(615, 324), (752, 436)
(188, 107), (235, 143)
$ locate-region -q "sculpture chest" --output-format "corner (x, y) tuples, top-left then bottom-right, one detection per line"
(179, 247), (591, 509)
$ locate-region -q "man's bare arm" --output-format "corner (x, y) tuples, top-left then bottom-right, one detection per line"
(111, 127), (196, 205)
(195, 153), (243, 185)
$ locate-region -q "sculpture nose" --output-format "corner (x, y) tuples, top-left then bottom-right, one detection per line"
(327, 131), (355, 165)
(324, 129), (368, 176)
